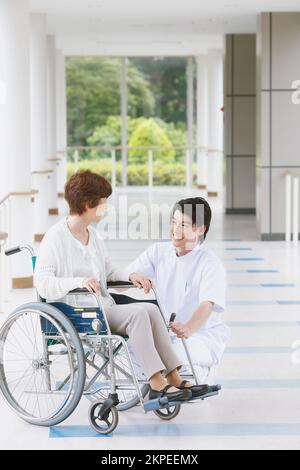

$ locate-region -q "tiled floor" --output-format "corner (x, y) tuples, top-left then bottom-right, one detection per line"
(1, 189), (300, 450)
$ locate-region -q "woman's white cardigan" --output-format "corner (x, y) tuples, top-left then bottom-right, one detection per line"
(34, 218), (129, 301)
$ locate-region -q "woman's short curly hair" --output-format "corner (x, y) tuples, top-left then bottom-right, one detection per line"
(64, 170), (112, 215)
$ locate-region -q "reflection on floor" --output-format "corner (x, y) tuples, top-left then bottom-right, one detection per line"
(1, 189), (299, 450)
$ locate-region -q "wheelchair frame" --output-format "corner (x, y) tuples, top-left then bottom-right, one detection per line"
(0, 244), (221, 434)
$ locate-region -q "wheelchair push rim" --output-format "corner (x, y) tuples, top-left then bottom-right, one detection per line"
(0, 305), (86, 426)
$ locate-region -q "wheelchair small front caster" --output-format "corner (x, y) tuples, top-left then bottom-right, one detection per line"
(89, 400), (119, 434)
(154, 404), (181, 421)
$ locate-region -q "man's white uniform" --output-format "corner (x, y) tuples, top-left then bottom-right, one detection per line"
(126, 241), (230, 383)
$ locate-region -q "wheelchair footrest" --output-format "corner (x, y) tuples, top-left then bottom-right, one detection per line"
(144, 396), (169, 412)
(143, 385), (221, 412)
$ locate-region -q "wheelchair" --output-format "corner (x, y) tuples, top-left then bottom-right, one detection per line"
(0, 244), (221, 434)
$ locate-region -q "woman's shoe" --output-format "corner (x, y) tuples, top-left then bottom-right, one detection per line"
(178, 380), (210, 398)
(149, 384), (192, 402)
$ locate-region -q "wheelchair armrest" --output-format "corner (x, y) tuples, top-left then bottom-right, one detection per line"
(68, 288), (91, 294)
(68, 283), (135, 295)
(107, 281), (135, 289)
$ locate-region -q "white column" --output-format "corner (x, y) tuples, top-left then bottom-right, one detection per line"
(56, 49), (68, 214)
(0, 0), (34, 287)
(0, 81), (8, 201)
(186, 57), (194, 189)
(47, 35), (59, 215)
(196, 55), (209, 190)
(30, 13), (50, 241)
(207, 49), (224, 196)
(120, 58), (128, 187)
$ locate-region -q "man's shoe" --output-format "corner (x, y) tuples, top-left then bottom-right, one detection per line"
(178, 380), (210, 398)
(149, 384), (192, 402)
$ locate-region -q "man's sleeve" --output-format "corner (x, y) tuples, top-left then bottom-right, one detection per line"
(198, 257), (226, 313)
(125, 244), (157, 279)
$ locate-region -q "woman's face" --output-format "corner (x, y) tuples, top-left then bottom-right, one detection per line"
(85, 198), (108, 223)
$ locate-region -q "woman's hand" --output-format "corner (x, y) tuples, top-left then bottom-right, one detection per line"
(82, 277), (101, 295)
(129, 272), (152, 294)
(170, 322), (192, 339)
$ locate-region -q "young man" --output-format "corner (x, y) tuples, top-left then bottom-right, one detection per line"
(127, 197), (230, 383)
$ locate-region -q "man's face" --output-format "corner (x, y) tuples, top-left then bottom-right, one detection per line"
(170, 210), (205, 250)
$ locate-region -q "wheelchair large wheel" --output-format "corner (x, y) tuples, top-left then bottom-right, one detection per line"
(85, 337), (149, 411)
(0, 303), (86, 427)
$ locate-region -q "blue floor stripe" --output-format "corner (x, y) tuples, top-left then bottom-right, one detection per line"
(221, 379), (300, 389)
(225, 347), (292, 354)
(225, 248), (252, 251)
(278, 301), (300, 305)
(227, 270), (279, 273)
(226, 321), (299, 327)
(228, 284), (296, 288)
(227, 301), (276, 306)
(49, 423), (300, 438)
(228, 300), (300, 306)
(261, 284), (296, 288)
(235, 258), (265, 261)
(49, 426), (111, 438)
(247, 270), (280, 273)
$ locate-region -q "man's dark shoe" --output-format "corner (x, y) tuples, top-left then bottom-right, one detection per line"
(149, 384), (192, 402)
(178, 380), (210, 398)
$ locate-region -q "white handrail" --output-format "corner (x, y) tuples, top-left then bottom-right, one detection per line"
(286, 174), (292, 242)
(111, 149), (116, 189)
(285, 173), (299, 246)
(68, 145), (200, 188)
(148, 149), (153, 189)
(293, 177), (299, 247)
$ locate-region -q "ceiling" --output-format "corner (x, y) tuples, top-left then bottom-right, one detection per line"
(30, 0), (300, 56)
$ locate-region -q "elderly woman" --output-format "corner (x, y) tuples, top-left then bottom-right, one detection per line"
(34, 170), (201, 402)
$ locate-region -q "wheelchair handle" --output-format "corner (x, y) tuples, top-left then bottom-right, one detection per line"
(5, 244), (35, 257)
(5, 246), (22, 256)
(169, 313), (176, 323)
(107, 281), (135, 288)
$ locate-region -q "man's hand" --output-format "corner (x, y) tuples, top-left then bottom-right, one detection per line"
(129, 272), (152, 294)
(82, 277), (101, 295)
(170, 322), (192, 339)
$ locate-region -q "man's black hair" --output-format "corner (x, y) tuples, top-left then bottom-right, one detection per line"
(172, 197), (212, 240)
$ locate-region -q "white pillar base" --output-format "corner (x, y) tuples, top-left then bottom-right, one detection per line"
(207, 150), (223, 197)
(197, 148), (208, 189)
(48, 159), (59, 214)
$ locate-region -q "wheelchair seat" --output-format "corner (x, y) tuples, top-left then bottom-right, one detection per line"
(42, 302), (109, 335)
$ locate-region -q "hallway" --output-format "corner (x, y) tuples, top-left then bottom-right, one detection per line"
(1, 190), (300, 450)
